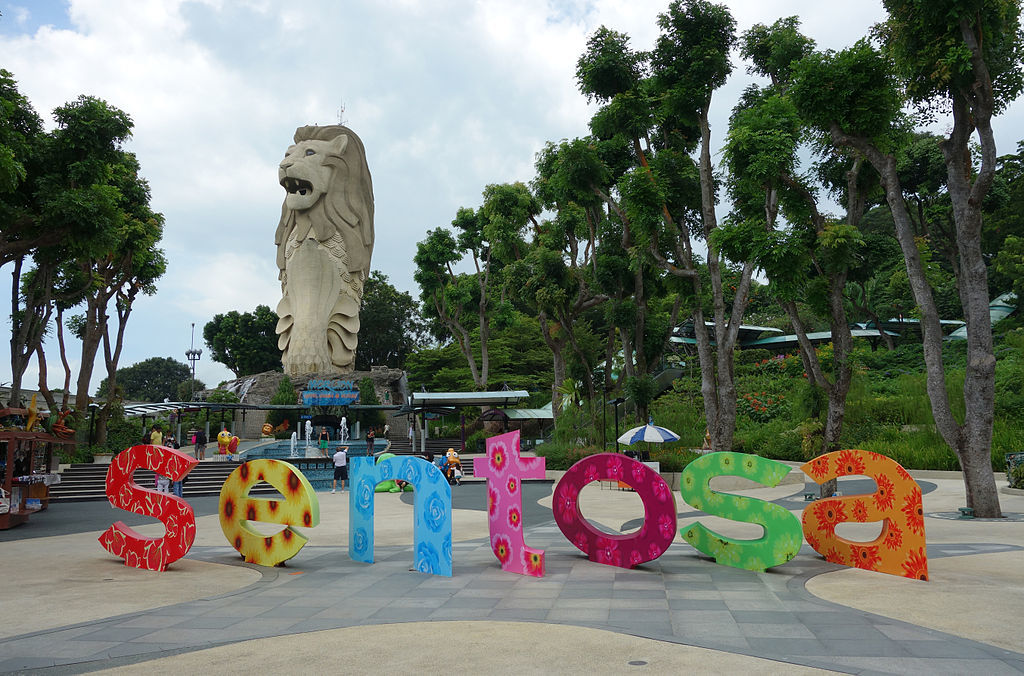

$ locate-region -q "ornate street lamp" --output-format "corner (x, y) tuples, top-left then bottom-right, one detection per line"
(185, 322), (202, 402)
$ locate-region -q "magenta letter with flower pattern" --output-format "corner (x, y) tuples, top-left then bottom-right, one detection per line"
(473, 431), (546, 577)
(553, 453), (677, 569)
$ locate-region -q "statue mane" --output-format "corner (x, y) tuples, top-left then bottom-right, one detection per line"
(273, 124), (375, 279)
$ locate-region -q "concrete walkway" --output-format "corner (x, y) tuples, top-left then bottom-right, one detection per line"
(1, 473), (1022, 674)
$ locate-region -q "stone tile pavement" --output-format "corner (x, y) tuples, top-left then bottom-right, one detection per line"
(1, 522), (1021, 674)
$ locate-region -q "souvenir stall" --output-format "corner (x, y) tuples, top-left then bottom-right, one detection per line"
(0, 406), (71, 530)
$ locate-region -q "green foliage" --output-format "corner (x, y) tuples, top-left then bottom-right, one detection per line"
(266, 376), (296, 429)
(203, 304), (281, 377)
(739, 390), (789, 423)
(406, 312), (553, 393)
(993, 236), (1024, 301)
(624, 374), (658, 415)
(95, 356), (189, 402)
(357, 378), (385, 429)
(576, 26), (643, 102)
(356, 270), (428, 370)
(176, 378), (205, 402)
(740, 16), (816, 86)
(790, 40), (902, 141)
(534, 442), (606, 470)
(877, 0), (1024, 113)
(736, 348), (771, 366)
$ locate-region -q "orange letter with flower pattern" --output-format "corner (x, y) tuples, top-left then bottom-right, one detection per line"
(801, 450), (927, 580)
(219, 459), (319, 566)
(99, 445), (199, 571)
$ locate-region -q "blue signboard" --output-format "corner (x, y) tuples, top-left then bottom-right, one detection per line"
(302, 379), (359, 406)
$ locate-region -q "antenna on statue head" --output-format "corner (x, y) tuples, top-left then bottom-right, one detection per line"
(337, 100), (348, 126)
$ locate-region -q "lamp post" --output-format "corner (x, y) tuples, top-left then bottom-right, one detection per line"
(185, 322), (202, 402)
(88, 402), (100, 446)
(610, 397), (625, 453)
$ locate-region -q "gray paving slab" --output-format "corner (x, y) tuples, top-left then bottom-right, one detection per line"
(1, 496), (1022, 674)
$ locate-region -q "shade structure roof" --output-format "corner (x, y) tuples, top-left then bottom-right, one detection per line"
(744, 328), (898, 348)
(121, 401), (303, 418)
(409, 391), (530, 408)
(673, 321), (783, 347)
(504, 401), (554, 420)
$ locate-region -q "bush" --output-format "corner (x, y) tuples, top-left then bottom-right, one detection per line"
(266, 376), (296, 429)
(736, 349), (771, 366)
(650, 448), (701, 472)
(534, 442), (605, 470)
(738, 390), (789, 423)
(1009, 463), (1024, 490)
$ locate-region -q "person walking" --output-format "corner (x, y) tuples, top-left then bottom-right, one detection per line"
(195, 429), (207, 461)
(332, 445), (348, 493)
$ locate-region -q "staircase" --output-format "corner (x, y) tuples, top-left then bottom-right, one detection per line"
(386, 438), (466, 456)
(48, 461), (277, 502)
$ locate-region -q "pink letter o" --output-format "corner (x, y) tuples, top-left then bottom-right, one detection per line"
(553, 453), (677, 568)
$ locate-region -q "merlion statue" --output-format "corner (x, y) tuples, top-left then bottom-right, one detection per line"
(274, 125), (374, 374)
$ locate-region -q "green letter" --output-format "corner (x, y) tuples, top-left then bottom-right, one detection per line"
(680, 452), (801, 572)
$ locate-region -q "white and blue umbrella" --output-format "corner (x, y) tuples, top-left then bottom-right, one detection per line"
(617, 419), (681, 445)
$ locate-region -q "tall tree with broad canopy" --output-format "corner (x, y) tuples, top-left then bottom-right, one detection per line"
(510, 139), (608, 420)
(791, 0), (1024, 517)
(414, 182), (539, 390)
(203, 304), (282, 377)
(96, 356), (190, 403)
(355, 270), (428, 370)
(576, 0), (754, 444)
(0, 69), (49, 270)
(718, 18), (874, 495)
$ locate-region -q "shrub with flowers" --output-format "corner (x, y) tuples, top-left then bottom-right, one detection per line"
(753, 353), (804, 378)
(740, 391), (789, 423)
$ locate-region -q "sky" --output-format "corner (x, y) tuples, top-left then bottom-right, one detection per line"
(2, 0), (1023, 395)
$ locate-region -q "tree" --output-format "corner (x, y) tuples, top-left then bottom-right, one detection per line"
(717, 19), (873, 497)
(513, 140), (608, 423)
(791, 0), (1024, 517)
(355, 270), (427, 370)
(176, 378), (206, 402)
(96, 357), (190, 402)
(0, 69), (47, 268)
(203, 304), (282, 377)
(574, 1), (754, 441)
(414, 183), (539, 390)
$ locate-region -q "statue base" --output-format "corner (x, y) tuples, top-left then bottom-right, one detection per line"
(217, 366), (407, 439)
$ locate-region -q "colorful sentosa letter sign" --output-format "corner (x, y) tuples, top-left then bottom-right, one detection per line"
(679, 452), (802, 572)
(99, 445), (199, 571)
(473, 431), (546, 577)
(349, 455), (452, 576)
(100, 440), (928, 583)
(219, 459), (319, 566)
(802, 450), (928, 580)
(553, 453), (676, 568)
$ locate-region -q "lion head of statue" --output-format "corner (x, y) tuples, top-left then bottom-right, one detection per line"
(274, 125), (374, 279)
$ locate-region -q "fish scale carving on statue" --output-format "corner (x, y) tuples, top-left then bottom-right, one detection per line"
(274, 125), (374, 374)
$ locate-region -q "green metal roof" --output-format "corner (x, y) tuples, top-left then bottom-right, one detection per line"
(410, 391), (530, 408)
(745, 328), (898, 348)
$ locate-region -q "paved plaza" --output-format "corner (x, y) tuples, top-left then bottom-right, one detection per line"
(1, 469), (1023, 674)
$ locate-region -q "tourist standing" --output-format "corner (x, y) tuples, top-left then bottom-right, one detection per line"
(366, 427), (376, 454)
(318, 427), (329, 456)
(332, 445), (348, 493)
(195, 429), (207, 461)
(150, 424), (163, 446)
